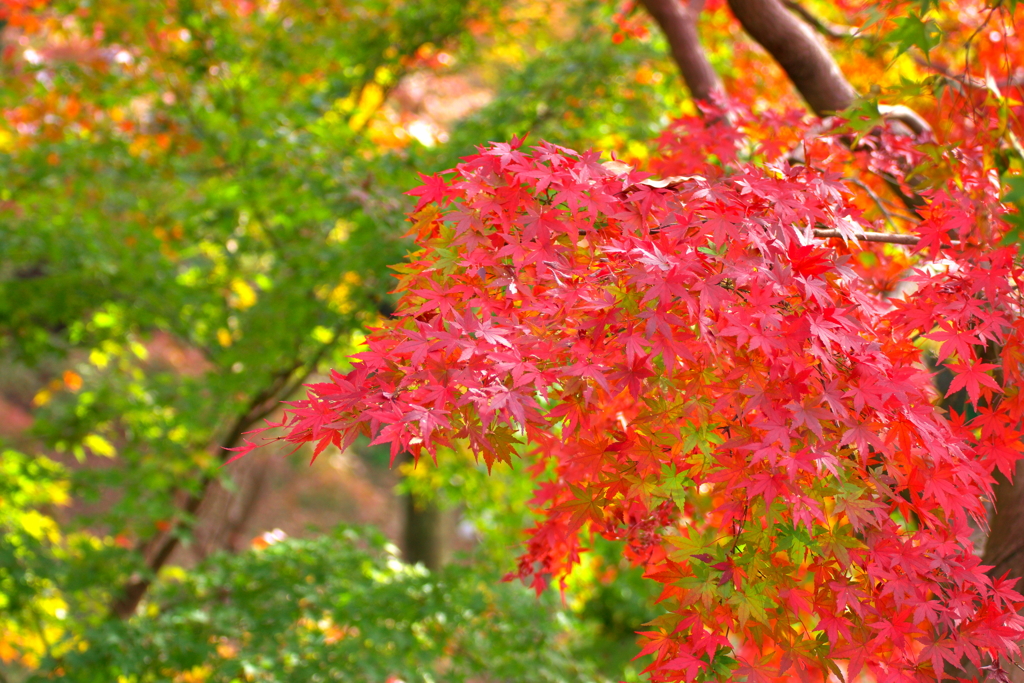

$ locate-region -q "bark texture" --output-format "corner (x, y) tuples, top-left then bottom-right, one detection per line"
(726, 0), (856, 115)
(639, 0), (723, 102)
(403, 492), (453, 571)
(396, 451), (453, 571)
(985, 461), (1024, 588)
(983, 462), (1024, 682)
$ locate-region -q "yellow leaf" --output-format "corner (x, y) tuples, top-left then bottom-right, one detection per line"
(18, 510), (60, 543)
(328, 218), (354, 243)
(130, 341), (149, 360)
(229, 279), (257, 310)
(327, 282), (354, 314)
(311, 326), (334, 344)
(349, 83), (384, 131)
(174, 665), (212, 683)
(83, 434), (116, 458)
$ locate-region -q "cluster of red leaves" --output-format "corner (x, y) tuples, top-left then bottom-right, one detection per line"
(611, 0), (651, 44)
(235, 107), (1024, 679)
(0, 0), (48, 26)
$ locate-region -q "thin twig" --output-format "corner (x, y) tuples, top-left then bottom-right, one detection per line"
(813, 229), (920, 245)
(848, 177), (897, 226)
(912, 54), (1024, 91)
(874, 170), (926, 217)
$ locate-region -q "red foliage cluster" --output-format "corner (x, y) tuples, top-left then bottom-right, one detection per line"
(235, 102), (1024, 679)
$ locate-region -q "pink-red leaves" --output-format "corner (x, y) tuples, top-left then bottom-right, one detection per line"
(928, 320), (983, 364)
(244, 134), (1024, 683)
(554, 484), (608, 532)
(406, 173), (454, 212)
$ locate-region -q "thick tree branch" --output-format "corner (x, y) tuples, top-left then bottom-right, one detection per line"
(722, 0), (930, 215)
(876, 104), (932, 137)
(727, 0), (856, 116)
(725, 0), (933, 138)
(639, 0), (723, 102)
(640, 0), (930, 219)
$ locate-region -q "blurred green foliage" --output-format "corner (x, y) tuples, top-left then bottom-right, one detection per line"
(34, 525), (605, 682)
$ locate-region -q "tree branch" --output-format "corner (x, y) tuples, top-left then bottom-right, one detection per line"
(812, 229), (921, 245)
(107, 338), (335, 619)
(639, 0), (724, 102)
(727, 0), (932, 211)
(727, 0), (856, 116)
(913, 54), (1024, 91)
(847, 177), (901, 226)
(876, 104), (932, 137)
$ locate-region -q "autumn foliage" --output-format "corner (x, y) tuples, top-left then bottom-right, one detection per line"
(92, 0), (1024, 680)
(232, 97), (1024, 680)
(228, 17), (1024, 673)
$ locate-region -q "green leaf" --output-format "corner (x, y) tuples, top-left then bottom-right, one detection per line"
(889, 14), (942, 57)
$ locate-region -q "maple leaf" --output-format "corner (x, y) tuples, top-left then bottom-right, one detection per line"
(660, 652), (709, 680)
(609, 354), (656, 399)
(944, 360), (1002, 405)
(733, 656), (776, 683)
(406, 173), (453, 212)
(927, 320), (982, 363)
(634, 628), (678, 665)
(553, 484), (607, 531)
(484, 140), (528, 170)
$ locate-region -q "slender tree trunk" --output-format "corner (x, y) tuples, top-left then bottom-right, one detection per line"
(985, 462), (1024, 583)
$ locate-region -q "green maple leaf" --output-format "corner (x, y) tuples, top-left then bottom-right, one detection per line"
(890, 14), (942, 57)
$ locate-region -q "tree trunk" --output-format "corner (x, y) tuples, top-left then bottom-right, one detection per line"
(402, 491), (453, 571)
(983, 461), (1024, 682)
(396, 452), (453, 571)
(639, 0), (723, 103)
(726, 0), (856, 116)
(984, 465), (1024, 583)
